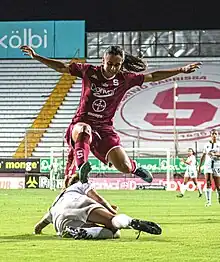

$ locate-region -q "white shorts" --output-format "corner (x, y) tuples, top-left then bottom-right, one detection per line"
(213, 168), (220, 177)
(51, 195), (105, 234)
(203, 166), (213, 174)
(184, 170), (197, 179)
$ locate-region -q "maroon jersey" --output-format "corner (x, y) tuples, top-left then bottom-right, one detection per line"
(69, 63), (144, 126)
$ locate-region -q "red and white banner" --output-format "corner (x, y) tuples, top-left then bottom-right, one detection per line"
(0, 177), (25, 189)
(89, 177), (208, 191)
(115, 64), (220, 150)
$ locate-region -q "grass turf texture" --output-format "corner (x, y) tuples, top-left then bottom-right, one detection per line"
(0, 189), (220, 262)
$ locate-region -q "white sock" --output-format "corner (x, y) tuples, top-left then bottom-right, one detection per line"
(180, 184), (187, 195)
(111, 214), (132, 229)
(197, 184), (202, 194)
(205, 188), (212, 203)
(81, 227), (114, 239)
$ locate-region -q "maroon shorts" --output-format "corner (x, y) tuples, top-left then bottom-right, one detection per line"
(65, 123), (121, 166)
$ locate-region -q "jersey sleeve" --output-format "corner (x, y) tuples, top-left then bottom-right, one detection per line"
(126, 72), (144, 89)
(69, 63), (89, 78)
(82, 182), (94, 195)
(43, 211), (53, 223)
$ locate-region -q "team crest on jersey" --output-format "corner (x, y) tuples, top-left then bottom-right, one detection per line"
(92, 99), (106, 112)
(115, 64), (220, 142)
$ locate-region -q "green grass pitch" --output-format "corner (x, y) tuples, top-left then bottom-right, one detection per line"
(0, 189), (220, 262)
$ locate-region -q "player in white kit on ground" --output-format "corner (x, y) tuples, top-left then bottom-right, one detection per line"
(177, 148), (202, 198)
(198, 129), (220, 206)
(34, 163), (162, 239)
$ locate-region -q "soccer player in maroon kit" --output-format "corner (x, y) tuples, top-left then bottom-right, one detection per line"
(20, 45), (201, 184)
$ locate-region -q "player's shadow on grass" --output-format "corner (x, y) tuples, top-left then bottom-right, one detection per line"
(0, 234), (171, 243)
(0, 234), (58, 243)
(167, 214), (219, 217)
(161, 219), (219, 225)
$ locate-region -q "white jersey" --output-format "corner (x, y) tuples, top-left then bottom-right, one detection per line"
(184, 155), (197, 178)
(203, 141), (220, 169)
(185, 155), (197, 173)
(51, 181), (94, 208)
(46, 181), (100, 234)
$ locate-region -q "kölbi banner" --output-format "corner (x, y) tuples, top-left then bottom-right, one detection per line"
(0, 20), (85, 58)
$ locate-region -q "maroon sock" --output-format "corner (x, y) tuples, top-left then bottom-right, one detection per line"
(75, 132), (91, 169)
(130, 158), (137, 174)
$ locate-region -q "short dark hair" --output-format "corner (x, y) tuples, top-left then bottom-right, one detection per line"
(210, 129), (218, 135)
(104, 45), (147, 72)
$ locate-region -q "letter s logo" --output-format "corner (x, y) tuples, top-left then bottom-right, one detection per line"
(76, 149), (84, 159)
(145, 86), (220, 126)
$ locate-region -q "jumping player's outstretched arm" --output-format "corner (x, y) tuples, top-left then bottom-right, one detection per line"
(20, 45), (70, 73)
(143, 62), (202, 82)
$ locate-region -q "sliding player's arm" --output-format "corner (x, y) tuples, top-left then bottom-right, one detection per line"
(143, 62), (201, 82)
(87, 188), (118, 215)
(34, 211), (52, 234)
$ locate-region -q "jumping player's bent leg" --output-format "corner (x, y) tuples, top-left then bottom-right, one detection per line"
(107, 147), (153, 183)
(71, 123), (93, 182)
(63, 148), (77, 189)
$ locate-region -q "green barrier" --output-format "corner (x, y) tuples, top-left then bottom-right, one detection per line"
(40, 157), (199, 174)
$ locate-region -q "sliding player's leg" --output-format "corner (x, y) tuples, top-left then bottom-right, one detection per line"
(88, 208), (162, 236)
(62, 224), (120, 240)
(62, 208), (162, 239)
(59, 204), (162, 239)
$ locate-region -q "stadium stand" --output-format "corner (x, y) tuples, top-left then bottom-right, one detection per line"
(0, 57), (210, 158)
(0, 59), (80, 158)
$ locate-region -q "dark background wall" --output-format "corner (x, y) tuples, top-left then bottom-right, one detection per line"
(1, 0), (219, 31)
